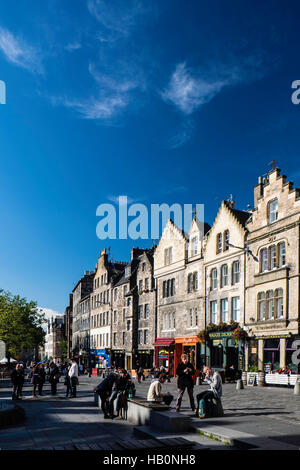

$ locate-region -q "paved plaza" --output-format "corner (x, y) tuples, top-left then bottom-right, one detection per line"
(0, 375), (300, 450)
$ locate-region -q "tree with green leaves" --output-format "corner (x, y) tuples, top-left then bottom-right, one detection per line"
(0, 289), (46, 364)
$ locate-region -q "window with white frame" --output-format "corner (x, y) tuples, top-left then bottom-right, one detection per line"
(268, 199), (278, 224)
(144, 330), (149, 344)
(211, 268), (218, 290)
(232, 261), (240, 284)
(138, 280), (143, 291)
(269, 246), (277, 270)
(258, 292), (266, 320)
(221, 298), (228, 322)
(260, 248), (268, 272)
(191, 236), (198, 255)
(145, 278), (149, 290)
(138, 305), (143, 320)
(266, 290), (274, 319)
(195, 308), (199, 327)
(275, 288), (284, 318)
(278, 242), (286, 267)
(138, 330), (142, 344)
(144, 304), (149, 319)
(223, 230), (229, 251)
(216, 233), (222, 253)
(221, 264), (229, 287)
(210, 301), (217, 323)
(232, 297), (240, 322)
(164, 247), (173, 265)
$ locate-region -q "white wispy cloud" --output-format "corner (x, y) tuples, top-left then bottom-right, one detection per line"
(0, 26), (43, 74)
(162, 54), (269, 115)
(60, 94), (128, 120)
(64, 42), (82, 52)
(161, 62), (228, 115)
(87, 0), (149, 40)
(165, 119), (195, 149)
(53, 62), (143, 121)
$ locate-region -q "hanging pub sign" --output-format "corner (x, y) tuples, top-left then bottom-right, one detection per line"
(158, 349), (169, 359)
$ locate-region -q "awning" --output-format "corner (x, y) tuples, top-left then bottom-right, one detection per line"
(153, 338), (174, 347)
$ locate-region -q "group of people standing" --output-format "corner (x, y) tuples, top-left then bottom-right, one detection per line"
(94, 368), (135, 419)
(147, 354), (222, 415)
(10, 358), (79, 400)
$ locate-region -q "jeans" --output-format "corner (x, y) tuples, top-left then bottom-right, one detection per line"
(196, 390), (215, 409)
(176, 384), (195, 410)
(108, 391), (123, 415)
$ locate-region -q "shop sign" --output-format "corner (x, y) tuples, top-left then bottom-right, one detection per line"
(212, 340), (222, 346)
(254, 334), (292, 340)
(209, 332), (233, 339)
(158, 349), (169, 358)
(251, 348), (257, 354)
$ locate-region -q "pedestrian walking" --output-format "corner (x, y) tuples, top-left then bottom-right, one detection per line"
(136, 366), (144, 384)
(196, 366), (222, 415)
(49, 362), (60, 396)
(64, 366), (72, 397)
(68, 358), (79, 398)
(175, 354), (196, 412)
(38, 363), (46, 396)
(11, 364), (24, 400)
(30, 364), (40, 398)
(94, 373), (116, 418)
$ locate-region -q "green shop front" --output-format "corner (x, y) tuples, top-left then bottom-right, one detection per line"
(204, 331), (245, 371)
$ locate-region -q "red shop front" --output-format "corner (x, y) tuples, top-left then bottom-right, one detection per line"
(153, 338), (175, 376)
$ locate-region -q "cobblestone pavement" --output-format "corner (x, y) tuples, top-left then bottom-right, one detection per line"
(1, 375), (300, 450)
(0, 376), (225, 450)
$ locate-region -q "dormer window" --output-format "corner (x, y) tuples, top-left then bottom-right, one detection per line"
(223, 230), (229, 251)
(191, 236), (198, 256)
(164, 247), (173, 265)
(268, 199), (278, 224)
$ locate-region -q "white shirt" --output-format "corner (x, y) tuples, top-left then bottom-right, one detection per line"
(68, 362), (78, 378)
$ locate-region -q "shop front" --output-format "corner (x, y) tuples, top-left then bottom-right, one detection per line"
(89, 348), (110, 369)
(78, 350), (89, 368)
(153, 338), (175, 376)
(136, 349), (154, 369)
(110, 349), (125, 369)
(206, 332), (245, 372)
(253, 333), (298, 372)
(174, 336), (202, 376)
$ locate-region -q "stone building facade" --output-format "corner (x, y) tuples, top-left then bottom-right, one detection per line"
(203, 200), (250, 370)
(90, 249), (125, 369)
(153, 218), (209, 375)
(65, 166), (300, 375)
(111, 247), (156, 371)
(245, 168), (300, 372)
(72, 270), (94, 364)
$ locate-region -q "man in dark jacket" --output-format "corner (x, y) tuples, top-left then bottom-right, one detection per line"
(49, 362), (60, 396)
(108, 369), (131, 419)
(175, 354), (195, 412)
(94, 373), (116, 418)
(11, 364), (24, 400)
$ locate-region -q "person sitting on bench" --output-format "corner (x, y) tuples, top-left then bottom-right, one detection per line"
(196, 366), (222, 415)
(147, 373), (173, 404)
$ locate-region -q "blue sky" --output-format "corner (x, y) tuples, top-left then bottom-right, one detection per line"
(0, 0), (300, 312)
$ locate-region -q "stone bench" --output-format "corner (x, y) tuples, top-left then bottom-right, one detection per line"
(94, 394), (192, 433)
